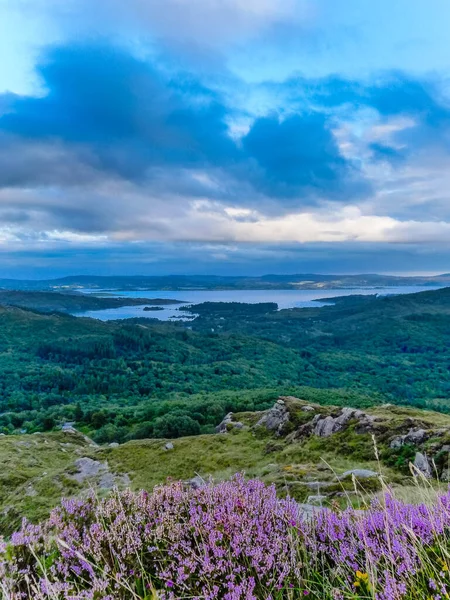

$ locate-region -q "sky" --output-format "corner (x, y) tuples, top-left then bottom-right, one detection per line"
(1, 0), (450, 277)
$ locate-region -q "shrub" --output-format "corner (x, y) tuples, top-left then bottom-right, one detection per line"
(2, 477), (450, 599)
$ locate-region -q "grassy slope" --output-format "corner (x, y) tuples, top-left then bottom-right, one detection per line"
(3, 399), (450, 535)
(0, 430), (96, 532)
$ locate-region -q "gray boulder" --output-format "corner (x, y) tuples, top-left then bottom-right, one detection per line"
(313, 408), (366, 438)
(404, 429), (427, 445)
(338, 469), (378, 480)
(186, 475), (206, 490)
(306, 494), (327, 505)
(216, 412), (234, 433)
(390, 436), (405, 449)
(215, 413), (244, 433)
(313, 416), (336, 437)
(304, 481), (334, 491)
(441, 468), (450, 482)
(413, 452), (432, 478)
(256, 399), (290, 434)
(164, 442), (174, 450)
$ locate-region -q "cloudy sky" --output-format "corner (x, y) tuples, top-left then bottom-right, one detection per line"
(1, 0), (450, 277)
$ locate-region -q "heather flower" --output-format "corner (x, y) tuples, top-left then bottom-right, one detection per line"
(2, 477), (450, 599)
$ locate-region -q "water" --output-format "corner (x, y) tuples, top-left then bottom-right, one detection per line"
(73, 285), (443, 321)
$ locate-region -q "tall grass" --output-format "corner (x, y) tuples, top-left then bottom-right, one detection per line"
(1, 473), (450, 599)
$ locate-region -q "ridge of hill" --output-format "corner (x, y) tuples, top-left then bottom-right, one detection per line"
(0, 272), (448, 291)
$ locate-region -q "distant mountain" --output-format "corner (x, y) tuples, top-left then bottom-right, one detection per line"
(0, 273), (449, 291)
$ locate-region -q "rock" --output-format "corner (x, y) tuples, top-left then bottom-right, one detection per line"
(306, 495), (327, 505)
(70, 457), (129, 489)
(390, 436), (405, 449)
(313, 407), (371, 438)
(404, 429), (427, 445)
(413, 452), (432, 478)
(442, 445), (450, 453)
(301, 405), (316, 412)
(62, 426), (78, 435)
(441, 468), (450, 482)
(71, 457), (108, 483)
(215, 413), (244, 433)
(25, 484), (37, 497)
(314, 416), (336, 437)
(165, 442), (174, 450)
(186, 475), (206, 490)
(62, 422), (76, 431)
(304, 481), (334, 490)
(338, 469), (378, 480)
(255, 399), (290, 434)
(98, 472), (116, 489)
(108, 442), (119, 448)
(216, 413), (234, 433)
(297, 503), (329, 520)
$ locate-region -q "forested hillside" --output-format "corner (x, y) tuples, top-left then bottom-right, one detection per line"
(1, 272), (450, 290)
(1, 287), (450, 443)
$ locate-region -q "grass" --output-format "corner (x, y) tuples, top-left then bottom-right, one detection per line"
(2, 396), (450, 534)
(0, 430), (95, 533)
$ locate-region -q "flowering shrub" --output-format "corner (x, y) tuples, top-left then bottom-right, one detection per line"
(2, 475), (450, 599)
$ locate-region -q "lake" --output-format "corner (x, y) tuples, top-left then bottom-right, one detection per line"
(74, 285), (444, 321)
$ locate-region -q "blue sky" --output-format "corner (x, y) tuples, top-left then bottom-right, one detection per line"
(1, 0), (450, 277)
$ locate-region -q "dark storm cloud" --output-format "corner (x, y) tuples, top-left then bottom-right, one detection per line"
(0, 44), (238, 181)
(0, 42), (367, 210)
(242, 112), (367, 199)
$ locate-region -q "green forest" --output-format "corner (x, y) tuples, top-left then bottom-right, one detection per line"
(2, 287), (450, 443)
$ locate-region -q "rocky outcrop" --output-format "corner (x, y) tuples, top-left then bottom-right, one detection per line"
(311, 408), (374, 438)
(255, 398), (290, 434)
(250, 397), (450, 481)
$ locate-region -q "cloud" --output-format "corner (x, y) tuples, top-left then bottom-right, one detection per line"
(16, 0), (308, 51)
(0, 41), (367, 214)
(0, 44), (237, 180)
(2, 39), (450, 277)
(242, 112), (369, 200)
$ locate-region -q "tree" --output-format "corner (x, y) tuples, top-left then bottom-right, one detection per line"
(153, 414), (200, 439)
(74, 403), (84, 422)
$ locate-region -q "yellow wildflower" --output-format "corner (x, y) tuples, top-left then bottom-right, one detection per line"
(354, 571), (370, 589)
